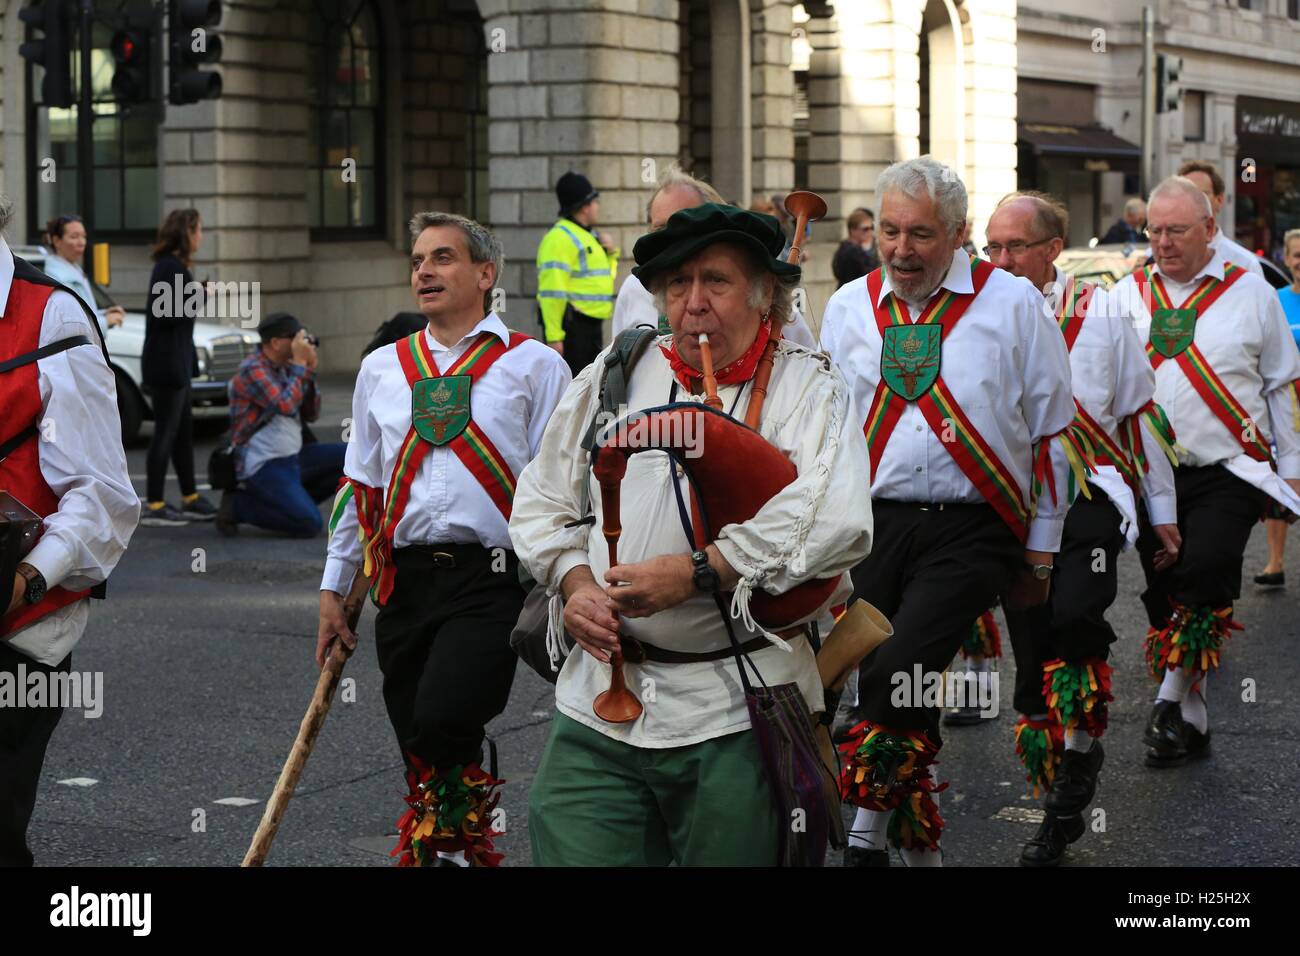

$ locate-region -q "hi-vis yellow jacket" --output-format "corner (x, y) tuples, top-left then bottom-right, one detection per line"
(535, 218), (618, 342)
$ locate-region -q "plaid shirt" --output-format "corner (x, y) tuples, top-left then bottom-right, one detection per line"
(228, 350), (320, 448)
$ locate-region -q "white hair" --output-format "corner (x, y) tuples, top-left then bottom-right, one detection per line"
(875, 155), (968, 236)
(1148, 176), (1213, 219)
(1124, 196), (1146, 216)
(0, 192), (13, 234)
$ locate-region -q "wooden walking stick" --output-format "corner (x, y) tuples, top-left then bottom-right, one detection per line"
(241, 572), (370, 867)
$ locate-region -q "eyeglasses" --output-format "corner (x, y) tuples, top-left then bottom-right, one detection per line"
(1144, 225), (1194, 240)
(982, 237), (1053, 257)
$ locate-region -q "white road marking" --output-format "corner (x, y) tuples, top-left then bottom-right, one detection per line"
(58, 777), (99, 787)
(213, 797), (261, 807)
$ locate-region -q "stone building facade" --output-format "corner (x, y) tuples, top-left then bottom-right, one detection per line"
(14, 2), (1290, 366)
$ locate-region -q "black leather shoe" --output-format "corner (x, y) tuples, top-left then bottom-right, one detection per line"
(1020, 812), (1085, 867)
(843, 846), (890, 867)
(1253, 571), (1285, 590)
(1045, 740), (1104, 815)
(1143, 699), (1188, 767)
(943, 704), (984, 726)
(1183, 721), (1211, 759)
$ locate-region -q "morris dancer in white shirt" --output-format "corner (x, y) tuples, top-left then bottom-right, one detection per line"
(317, 213), (570, 867)
(1107, 176), (1300, 767)
(821, 158), (1080, 867)
(511, 203), (870, 866)
(978, 191), (1181, 866)
(611, 167), (818, 348)
(0, 193), (139, 866)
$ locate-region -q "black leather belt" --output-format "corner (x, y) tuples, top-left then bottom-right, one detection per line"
(397, 543), (513, 568)
(621, 630), (804, 665)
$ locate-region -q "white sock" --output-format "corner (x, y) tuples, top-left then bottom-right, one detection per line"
(1157, 668), (1194, 703)
(1182, 675), (1209, 734)
(436, 850), (470, 867)
(1064, 728), (1095, 753)
(848, 808), (887, 850)
(896, 844), (943, 867)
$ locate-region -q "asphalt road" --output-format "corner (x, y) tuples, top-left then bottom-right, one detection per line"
(26, 374), (1300, 867)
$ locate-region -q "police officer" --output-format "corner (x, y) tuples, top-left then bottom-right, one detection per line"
(536, 172), (618, 376)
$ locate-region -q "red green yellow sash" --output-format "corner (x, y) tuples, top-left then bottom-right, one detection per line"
(1056, 275), (1097, 353)
(863, 258), (1034, 541)
(353, 329), (527, 605)
(1135, 264), (1270, 463)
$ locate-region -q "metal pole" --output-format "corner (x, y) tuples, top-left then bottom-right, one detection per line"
(1140, 5), (1155, 198)
(76, 0), (95, 250)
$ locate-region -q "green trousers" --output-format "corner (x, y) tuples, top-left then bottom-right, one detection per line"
(529, 713), (780, 866)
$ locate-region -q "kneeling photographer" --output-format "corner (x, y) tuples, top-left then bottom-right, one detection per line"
(218, 312), (345, 537)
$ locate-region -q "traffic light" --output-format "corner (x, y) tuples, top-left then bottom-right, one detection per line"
(1156, 53), (1184, 114)
(18, 0), (75, 109)
(110, 22), (155, 107)
(168, 0), (223, 106)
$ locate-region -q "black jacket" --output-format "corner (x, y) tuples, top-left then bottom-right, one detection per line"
(1100, 220), (1141, 245)
(142, 255), (198, 389)
(832, 240), (880, 289)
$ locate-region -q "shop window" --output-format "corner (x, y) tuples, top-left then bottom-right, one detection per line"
(307, 0), (384, 237)
(1184, 91), (1206, 142)
(1290, 0), (1299, 20)
(25, 1), (160, 241)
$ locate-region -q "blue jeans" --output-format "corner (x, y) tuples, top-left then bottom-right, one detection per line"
(233, 442), (347, 537)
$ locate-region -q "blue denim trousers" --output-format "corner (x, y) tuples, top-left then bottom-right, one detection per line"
(233, 442), (347, 537)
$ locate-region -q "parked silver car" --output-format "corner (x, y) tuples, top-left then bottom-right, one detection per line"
(14, 245), (260, 444)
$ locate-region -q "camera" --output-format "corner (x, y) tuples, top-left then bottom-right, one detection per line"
(304, 333), (320, 347)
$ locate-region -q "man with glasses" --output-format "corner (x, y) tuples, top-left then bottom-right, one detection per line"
(1108, 176), (1300, 769)
(833, 208), (881, 289)
(821, 158), (1078, 867)
(975, 192), (1179, 866)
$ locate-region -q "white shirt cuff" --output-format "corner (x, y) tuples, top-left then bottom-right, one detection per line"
(1144, 493), (1178, 527)
(25, 535), (75, 592)
(1025, 517), (1064, 553)
(552, 549), (593, 591)
(321, 558), (359, 595)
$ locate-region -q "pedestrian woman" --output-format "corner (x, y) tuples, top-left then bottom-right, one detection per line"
(140, 208), (216, 526)
(41, 214), (125, 332)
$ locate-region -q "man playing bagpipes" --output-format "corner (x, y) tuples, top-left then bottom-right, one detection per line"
(317, 213), (570, 867)
(821, 158), (1083, 867)
(1106, 176), (1300, 769)
(509, 204), (873, 866)
(980, 192), (1179, 866)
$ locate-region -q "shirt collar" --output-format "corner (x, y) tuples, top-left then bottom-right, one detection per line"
(873, 248), (972, 308)
(422, 312), (511, 353)
(0, 237), (13, 317)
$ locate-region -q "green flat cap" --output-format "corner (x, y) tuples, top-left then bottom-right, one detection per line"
(631, 203), (802, 284)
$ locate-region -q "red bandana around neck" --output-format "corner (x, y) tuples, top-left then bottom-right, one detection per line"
(660, 321), (774, 392)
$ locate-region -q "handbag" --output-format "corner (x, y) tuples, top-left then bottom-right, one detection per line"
(208, 405), (277, 492)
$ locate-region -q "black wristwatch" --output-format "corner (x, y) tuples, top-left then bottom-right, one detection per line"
(691, 550), (720, 593)
(1023, 562), (1052, 581)
(16, 563), (47, 605)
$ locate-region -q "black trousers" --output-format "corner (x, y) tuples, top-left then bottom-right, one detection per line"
(852, 501), (1022, 747)
(1006, 493), (1125, 717)
(145, 383), (196, 503)
(1135, 465), (1266, 630)
(562, 310), (605, 378)
(0, 643), (68, 867)
(374, 544), (525, 773)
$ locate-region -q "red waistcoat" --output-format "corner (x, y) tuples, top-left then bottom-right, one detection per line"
(1, 273), (91, 636)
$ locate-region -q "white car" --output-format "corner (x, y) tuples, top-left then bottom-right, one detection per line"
(14, 245), (261, 444)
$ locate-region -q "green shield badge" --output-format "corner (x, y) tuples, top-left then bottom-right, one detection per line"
(411, 375), (471, 446)
(880, 325), (942, 401)
(1149, 308), (1195, 359)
